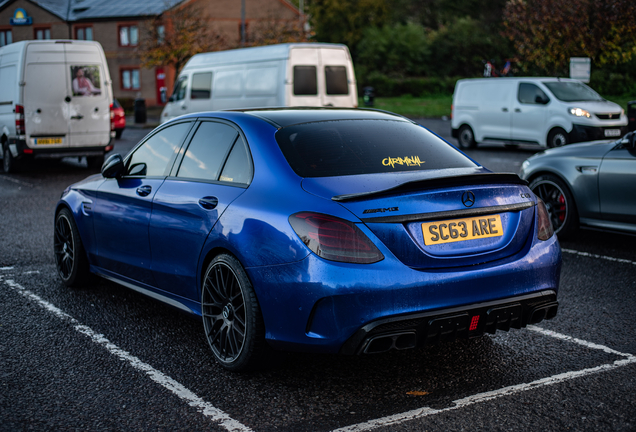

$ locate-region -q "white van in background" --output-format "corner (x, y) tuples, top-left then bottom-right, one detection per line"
(451, 77), (628, 149)
(161, 43), (357, 123)
(0, 40), (114, 173)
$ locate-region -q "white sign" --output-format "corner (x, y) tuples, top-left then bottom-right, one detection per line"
(570, 57), (591, 83)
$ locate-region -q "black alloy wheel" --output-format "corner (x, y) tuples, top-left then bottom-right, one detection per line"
(529, 174), (578, 238)
(54, 208), (91, 287)
(201, 254), (269, 372)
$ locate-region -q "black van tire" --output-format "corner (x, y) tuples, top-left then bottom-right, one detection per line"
(547, 128), (568, 148)
(458, 125), (476, 149)
(3, 145), (17, 173)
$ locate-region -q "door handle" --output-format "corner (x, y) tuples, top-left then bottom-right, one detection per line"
(181, 105), (187, 110)
(71, 115), (84, 120)
(136, 185), (152, 197)
(198, 196), (219, 210)
(502, 108), (508, 112)
(515, 108), (521, 112)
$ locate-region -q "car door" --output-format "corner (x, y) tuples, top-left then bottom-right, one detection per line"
(598, 143), (636, 224)
(92, 121), (193, 285)
(511, 82), (550, 144)
(149, 120), (253, 300)
(475, 80), (513, 142)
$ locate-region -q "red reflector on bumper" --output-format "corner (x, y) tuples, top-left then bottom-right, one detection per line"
(469, 315), (480, 331)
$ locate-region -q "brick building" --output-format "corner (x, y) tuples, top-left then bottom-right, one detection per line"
(0, 0), (300, 107)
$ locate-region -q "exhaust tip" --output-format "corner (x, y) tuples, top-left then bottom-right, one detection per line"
(363, 331), (417, 354)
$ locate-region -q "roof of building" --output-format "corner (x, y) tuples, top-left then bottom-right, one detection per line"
(0, 0), (187, 21)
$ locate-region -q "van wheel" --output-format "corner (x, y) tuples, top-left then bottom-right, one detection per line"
(458, 125), (476, 149)
(2, 145), (17, 173)
(547, 128), (568, 148)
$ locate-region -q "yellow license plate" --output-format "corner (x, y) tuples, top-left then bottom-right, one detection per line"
(422, 214), (503, 245)
(35, 138), (63, 145)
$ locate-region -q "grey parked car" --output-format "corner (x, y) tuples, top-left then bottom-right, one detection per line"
(519, 131), (636, 237)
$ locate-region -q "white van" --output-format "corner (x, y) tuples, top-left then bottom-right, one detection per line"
(0, 40), (114, 173)
(451, 77), (628, 148)
(160, 43), (357, 123)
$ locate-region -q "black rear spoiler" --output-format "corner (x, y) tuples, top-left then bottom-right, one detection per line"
(332, 173), (528, 202)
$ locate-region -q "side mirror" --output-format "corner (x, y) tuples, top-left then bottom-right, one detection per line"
(628, 132), (636, 149)
(535, 95), (548, 104)
(102, 153), (125, 178)
(168, 95), (175, 103)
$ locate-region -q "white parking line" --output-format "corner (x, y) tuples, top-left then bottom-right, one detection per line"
(333, 328), (635, 432)
(2, 277), (253, 432)
(562, 248), (636, 266)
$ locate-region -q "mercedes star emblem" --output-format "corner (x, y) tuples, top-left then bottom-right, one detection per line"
(462, 191), (475, 207)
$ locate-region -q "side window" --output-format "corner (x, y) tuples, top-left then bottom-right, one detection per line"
(220, 136), (253, 185)
(172, 76), (188, 101)
(177, 122), (239, 181)
(126, 122), (191, 177)
(518, 83), (549, 104)
(191, 72), (212, 99)
(325, 66), (349, 95)
(293, 66), (317, 96)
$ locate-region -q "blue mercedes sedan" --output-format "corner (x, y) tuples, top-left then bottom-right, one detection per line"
(54, 109), (561, 371)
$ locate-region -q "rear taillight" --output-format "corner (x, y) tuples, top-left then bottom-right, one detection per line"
(289, 212), (384, 264)
(109, 103), (115, 131)
(536, 198), (555, 241)
(15, 104), (25, 135)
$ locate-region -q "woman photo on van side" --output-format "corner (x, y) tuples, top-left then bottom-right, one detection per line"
(72, 66), (101, 96)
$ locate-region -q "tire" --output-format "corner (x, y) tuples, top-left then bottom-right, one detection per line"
(3, 145), (17, 173)
(547, 128), (568, 148)
(54, 208), (91, 287)
(458, 125), (476, 149)
(87, 155), (104, 170)
(529, 174), (578, 238)
(201, 254), (271, 372)
(115, 129), (123, 139)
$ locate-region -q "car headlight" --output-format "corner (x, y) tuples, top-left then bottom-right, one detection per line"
(568, 107), (591, 118)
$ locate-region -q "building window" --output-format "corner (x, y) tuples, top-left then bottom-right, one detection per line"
(119, 25), (138, 46)
(157, 25), (165, 43)
(121, 68), (141, 90)
(75, 26), (93, 40)
(0, 29), (12, 46)
(35, 27), (51, 40)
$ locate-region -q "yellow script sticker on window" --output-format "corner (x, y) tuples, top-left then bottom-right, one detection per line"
(422, 214), (503, 245)
(382, 156), (424, 168)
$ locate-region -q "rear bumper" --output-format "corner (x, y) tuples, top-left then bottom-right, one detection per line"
(340, 290), (558, 355)
(6, 137), (111, 159)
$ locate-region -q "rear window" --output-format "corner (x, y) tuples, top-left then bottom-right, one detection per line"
(293, 66), (317, 95)
(325, 66), (349, 95)
(543, 81), (603, 102)
(275, 119), (476, 178)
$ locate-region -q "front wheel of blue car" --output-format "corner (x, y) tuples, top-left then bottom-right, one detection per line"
(54, 208), (91, 287)
(202, 254), (270, 372)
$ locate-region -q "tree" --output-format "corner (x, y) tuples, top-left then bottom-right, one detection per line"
(138, 2), (227, 76)
(308, 0), (389, 56)
(503, 0), (636, 75)
(247, 14), (311, 47)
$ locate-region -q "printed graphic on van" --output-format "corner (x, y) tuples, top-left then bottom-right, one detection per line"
(71, 65), (101, 96)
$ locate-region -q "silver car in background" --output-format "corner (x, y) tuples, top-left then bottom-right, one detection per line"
(520, 132), (636, 237)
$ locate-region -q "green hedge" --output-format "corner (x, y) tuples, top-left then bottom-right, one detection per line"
(589, 71), (636, 97)
(358, 73), (463, 98)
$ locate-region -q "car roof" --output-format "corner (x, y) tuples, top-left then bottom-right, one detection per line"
(237, 108), (412, 128)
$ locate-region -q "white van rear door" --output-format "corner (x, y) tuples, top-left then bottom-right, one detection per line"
(65, 44), (110, 147)
(288, 47), (321, 107)
(319, 47), (357, 107)
(24, 43), (70, 147)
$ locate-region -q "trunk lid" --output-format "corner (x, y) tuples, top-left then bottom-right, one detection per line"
(302, 170), (537, 269)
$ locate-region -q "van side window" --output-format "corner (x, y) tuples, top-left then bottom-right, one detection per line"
(191, 72), (212, 99)
(518, 83), (549, 104)
(177, 122), (239, 182)
(219, 136), (253, 185)
(173, 76), (188, 101)
(325, 66), (349, 95)
(293, 66), (317, 95)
